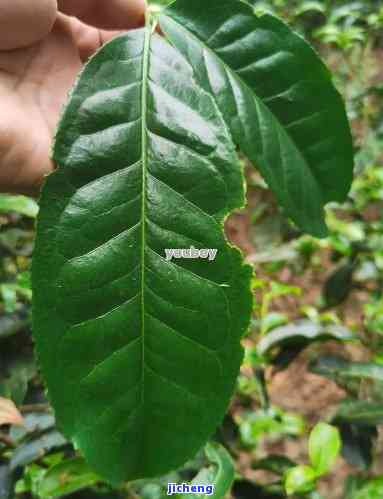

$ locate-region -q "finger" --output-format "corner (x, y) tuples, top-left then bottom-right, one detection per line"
(58, 0), (146, 30)
(62, 15), (121, 62)
(60, 14), (100, 61)
(0, 0), (57, 50)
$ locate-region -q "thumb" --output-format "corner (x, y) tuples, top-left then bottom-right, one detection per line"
(58, 0), (146, 30)
(0, 0), (58, 51)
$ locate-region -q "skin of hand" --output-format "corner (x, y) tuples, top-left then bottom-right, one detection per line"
(0, 0), (146, 195)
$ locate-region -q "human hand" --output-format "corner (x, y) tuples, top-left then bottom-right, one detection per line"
(0, 0), (146, 195)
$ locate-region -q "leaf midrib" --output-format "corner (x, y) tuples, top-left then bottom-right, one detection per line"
(140, 19), (152, 408)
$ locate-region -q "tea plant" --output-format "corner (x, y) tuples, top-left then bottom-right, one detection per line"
(31, 0), (353, 484)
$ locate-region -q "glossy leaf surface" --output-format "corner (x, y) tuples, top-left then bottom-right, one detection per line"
(160, 0), (354, 237)
(310, 355), (383, 384)
(335, 400), (383, 426)
(257, 320), (355, 356)
(32, 27), (252, 483)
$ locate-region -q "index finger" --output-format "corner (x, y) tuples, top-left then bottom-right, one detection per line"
(58, 0), (146, 30)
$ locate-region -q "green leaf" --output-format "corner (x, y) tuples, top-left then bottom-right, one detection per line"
(295, 1), (326, 16)
(334, 400), (383, 426)
(310, 355), (383, 387)
(252, 455), (295, 475)
(322, 262), (355, 308)
(15, 463), (47, 498)
(261, 312), (288, 335)
(257, 320), (355, 356)
(284, 465), (317, 496)
(0, 194), (39, 218)
(352, 477), (383, 499)
(178, 442), (234, 499)
(239, 408), (305, 447)
(32, 22), (253, 483)
(337, 422), (377, 470)
(37, 458), (100, 499)
(160, 0), (354, 237)
(343, 476), (362, 499)
(203, 443), (234, 499)
(0, 285), (18, 314)
(308, 423), (341, 476)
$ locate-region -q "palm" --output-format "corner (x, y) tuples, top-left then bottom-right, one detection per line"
(0, 20), (95, 194)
